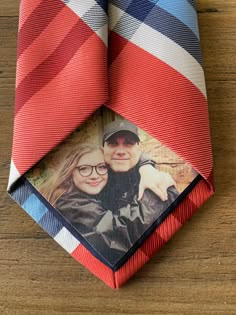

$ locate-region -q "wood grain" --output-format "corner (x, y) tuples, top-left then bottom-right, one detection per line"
(0, 1), (235, 314)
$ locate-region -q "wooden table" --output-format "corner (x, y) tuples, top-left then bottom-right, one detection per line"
(0, 1), (235, 314)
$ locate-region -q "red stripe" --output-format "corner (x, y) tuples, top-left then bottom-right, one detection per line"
(13, 33), (107, 175)
(171, 197), (196, 225)
(107, 34), (213, 187)
(139, 232), (165, 259)
(50, 179), (213, 288)
(114, 178), (213, 288)
(18, 0), (43, 30)
(108, 31), (128, 65)
(157, 214), (182, 242)
(72, 245), (116, 289)
(15, 19), (94, 116)
(17, 0), (65, 58)
(115, 249), (149, 288)
(16, 6), (79, 87)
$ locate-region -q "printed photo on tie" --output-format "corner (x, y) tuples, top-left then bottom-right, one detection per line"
(25, 107), (199, 267)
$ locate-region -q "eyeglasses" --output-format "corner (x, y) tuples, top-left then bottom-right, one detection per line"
(76, 163), (108, 177)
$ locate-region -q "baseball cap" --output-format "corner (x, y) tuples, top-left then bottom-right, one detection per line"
(103, 120), (140, 144)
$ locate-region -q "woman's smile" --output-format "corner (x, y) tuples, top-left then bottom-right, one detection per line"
(87, 180), (104, 187)
(72, 150), (108, 195)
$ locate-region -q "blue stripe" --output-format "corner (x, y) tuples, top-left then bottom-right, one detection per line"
(11, 178), (114, 268)
(25, 179), (116, 269)
(111, 0), (202, 65)
(145, 5), (202, 64)
(149, 0), (197, 14)
(22, 194), (48, 223)
(186, 0), (196, 10)
(157, 0), (199, 39)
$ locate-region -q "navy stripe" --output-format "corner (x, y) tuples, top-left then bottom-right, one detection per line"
(39, 210), (64, 238)
(95, 0), (108, 13)
(126, 0), (156, 22)
(146, 5), (202, 64)
(111, 0), (202, 65)
(110, 0), (134, 11)
(10, 177), (33, 206)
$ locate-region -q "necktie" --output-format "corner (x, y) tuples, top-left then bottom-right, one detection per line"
(8, 0), (214, 288)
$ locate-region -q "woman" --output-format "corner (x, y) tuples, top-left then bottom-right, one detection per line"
(41, 144), (131, 263)
(42, 144), (107, 204)
(41, 144), (112, 231)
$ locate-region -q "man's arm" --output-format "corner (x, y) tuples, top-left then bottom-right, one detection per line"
(137, 152), (156, 168)
(137, 153), (177, 201)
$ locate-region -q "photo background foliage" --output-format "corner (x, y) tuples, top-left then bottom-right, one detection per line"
(26, 107), (198, 193)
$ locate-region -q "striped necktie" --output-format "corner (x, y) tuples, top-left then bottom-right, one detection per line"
(8, 0), (214, 288)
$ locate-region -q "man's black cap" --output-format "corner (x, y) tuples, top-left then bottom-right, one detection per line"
(103, 120), (140, 144)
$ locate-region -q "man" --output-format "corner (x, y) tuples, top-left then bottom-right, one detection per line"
(102, 120), (177, 202)
(100, 120), (179, 248)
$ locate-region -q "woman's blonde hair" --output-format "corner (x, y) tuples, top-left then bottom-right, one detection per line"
(40, 144), (103, 205)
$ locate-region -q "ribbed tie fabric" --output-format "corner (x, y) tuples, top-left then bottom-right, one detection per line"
(8, 0), (214, 288)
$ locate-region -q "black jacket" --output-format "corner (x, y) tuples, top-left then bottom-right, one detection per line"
(55, 187), (130, 264)
(55, 155), (179, 265)
(102, 167), (179, 245)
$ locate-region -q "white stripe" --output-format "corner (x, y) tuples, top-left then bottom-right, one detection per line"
(131, 23), (207, 97)
(93, 26), (108, 45)
(64, 0), (97, 18)
(64, 0), (108, 45)
(54, 227), (80, 254)
(7, 159), (21, 191)
(109, 5), (206, 97)
(109, 5), (124, 30)
(96, 24), (108, 46)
